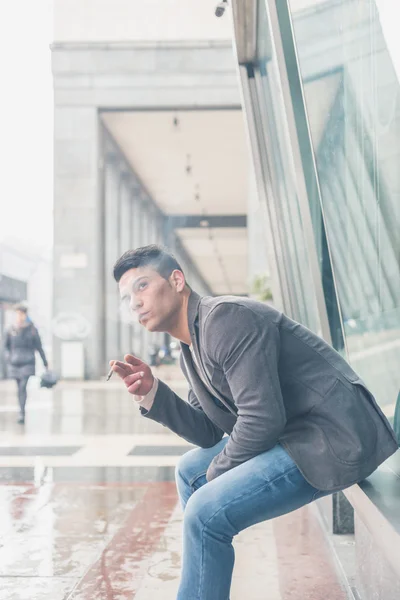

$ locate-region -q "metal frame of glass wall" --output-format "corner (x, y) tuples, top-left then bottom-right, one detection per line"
(231, 0), (400, 419)
(231, 0), (400, 539)
(232, 0), (338, 349)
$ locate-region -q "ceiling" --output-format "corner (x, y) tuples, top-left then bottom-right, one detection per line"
(102, 109), (249, 295)
(177, 227), (248, 295)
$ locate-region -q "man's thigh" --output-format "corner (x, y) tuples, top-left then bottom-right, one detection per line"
(177, 437), (229, 491)
(185, 443), (320, 533)
(18, 377), (29, 393)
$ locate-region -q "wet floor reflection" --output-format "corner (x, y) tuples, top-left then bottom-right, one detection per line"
(0, 380), (188, 436)
(0, 481), (177, 597)
(0, 375), (183, 598)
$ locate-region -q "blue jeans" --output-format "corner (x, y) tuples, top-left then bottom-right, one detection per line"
(175, 437), (330, 600)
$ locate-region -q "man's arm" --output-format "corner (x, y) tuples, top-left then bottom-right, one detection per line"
(140, 379), (225, 448)
(204, 304), (286, 482)
(3, 331), (11, 353)
(3, 331), (11, 362)
(32, 327), (48, 368)
(111, 354), (224, 448)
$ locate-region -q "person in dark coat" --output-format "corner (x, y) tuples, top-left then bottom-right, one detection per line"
(3, 304), (48, 424)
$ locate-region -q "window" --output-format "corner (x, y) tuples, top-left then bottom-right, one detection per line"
(289, 0), (400, 417)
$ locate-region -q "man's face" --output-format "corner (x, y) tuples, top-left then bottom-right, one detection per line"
(15, 310), (26, 326)
(119, 266), (184, 332)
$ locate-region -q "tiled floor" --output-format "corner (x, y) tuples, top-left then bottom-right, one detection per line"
(0, 374), (351, 599)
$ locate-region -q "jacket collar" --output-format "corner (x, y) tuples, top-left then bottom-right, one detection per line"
(180, 342), (237, 431)
(186, 289), (202, 347)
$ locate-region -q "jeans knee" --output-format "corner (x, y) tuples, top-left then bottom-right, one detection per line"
(185, 490), (237, 543)
(184, 487), (227, 532)
(184, 487), (208, 528)
(175, 447), (205, 486)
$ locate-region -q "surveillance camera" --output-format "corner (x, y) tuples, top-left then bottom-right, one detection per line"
(215, 1), (227, 18)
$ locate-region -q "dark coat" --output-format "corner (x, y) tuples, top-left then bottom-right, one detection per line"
(4, 323), (48, 379)
(141, 291), (398, 491)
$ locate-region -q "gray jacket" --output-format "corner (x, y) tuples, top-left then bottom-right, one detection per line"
(4, 323), (48, 379)
(141, 292), (398, 491)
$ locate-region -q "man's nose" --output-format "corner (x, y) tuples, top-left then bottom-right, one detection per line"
(130, 296), (143, 312)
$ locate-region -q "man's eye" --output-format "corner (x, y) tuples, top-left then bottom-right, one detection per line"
(138, 282), (147, 290)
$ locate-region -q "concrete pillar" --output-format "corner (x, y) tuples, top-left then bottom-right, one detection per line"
(132, 190), (142, 249)
(104, 157), (121, 365)
(132, 195), (146, 360)
(130, 192), (142, 357)
(53, 106), (102, 379)
(148, 204), (159, 245)
(119, 174), (133, 357)
(156, 214), (164, 246)
(119, 174), (132, 256)
(141, 202), (150, 361)
(154, 212), (164, 348)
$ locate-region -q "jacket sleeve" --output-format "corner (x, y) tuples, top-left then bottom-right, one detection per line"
(32, 327), (48, 368)
(204, 304), (286, 482)
(140, 379), (224, 448)
(3, 331), (11, 357)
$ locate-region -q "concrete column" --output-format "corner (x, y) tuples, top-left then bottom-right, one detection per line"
(133, 196), (146, 360)
(104, 157), (121, 365)
(119, 174), (132, 257)
(153, 211), (164, 348)
(162, 218), (174, 253)
(130, 192), (142, 357)
(141, 202), (150, 361)
(148, 204), (158, 245)
(119, 174), (133, 357)
(132, 190), (142, 249)
(156, 214), (164, 246)
(53, 106), (102, 379)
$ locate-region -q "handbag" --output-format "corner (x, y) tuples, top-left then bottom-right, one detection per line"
(40, 370), (59, 389)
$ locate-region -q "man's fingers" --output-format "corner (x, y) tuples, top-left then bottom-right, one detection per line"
(127, 379), (143, 394)
(112, 364), (130, 379)
(113, 360), (134, 373)
(124, 372), (145, 388)
(124, 354), (143, 367)
(109, 357), (146, 391)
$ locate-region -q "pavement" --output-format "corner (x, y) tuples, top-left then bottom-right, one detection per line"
(0, 369), (352, 599)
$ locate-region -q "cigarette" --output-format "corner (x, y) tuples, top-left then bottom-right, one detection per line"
(106, 367), (114, 381)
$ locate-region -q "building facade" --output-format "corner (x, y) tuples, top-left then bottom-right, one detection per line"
(51, 0), (251, 378)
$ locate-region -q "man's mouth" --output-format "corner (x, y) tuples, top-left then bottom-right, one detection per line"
(138, 311), (150, 322)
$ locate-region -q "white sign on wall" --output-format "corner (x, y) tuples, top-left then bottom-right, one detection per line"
(60, 253), (88, 269)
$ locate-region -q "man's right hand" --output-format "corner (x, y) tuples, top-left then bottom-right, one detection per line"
(110, 354), (154, 396)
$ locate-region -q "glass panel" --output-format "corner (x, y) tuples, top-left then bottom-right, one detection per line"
(252, 0), (323, 335)
(289, 0), (400, 421)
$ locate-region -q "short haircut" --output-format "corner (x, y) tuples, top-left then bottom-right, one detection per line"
(113, 244), (186, 283)
(14, 303), (28, 314)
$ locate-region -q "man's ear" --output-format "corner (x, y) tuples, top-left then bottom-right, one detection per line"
(170, 269), (186, 292)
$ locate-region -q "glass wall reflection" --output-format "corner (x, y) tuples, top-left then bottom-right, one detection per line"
(251, 0), (323, 336)
(289, 0), (400, 419)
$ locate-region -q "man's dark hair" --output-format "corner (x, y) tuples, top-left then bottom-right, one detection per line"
(113, 244), (186, 283)
(14, 303), (28, 314)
